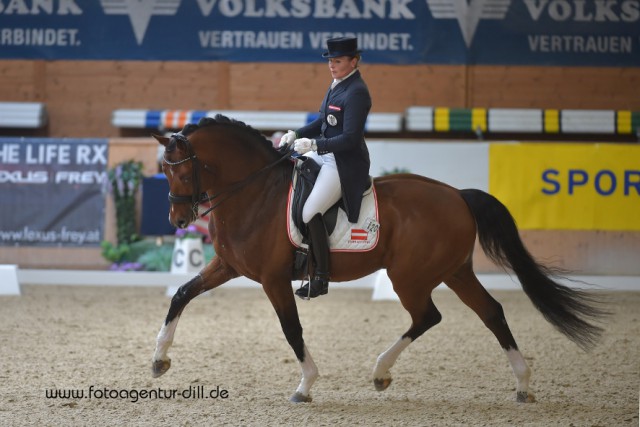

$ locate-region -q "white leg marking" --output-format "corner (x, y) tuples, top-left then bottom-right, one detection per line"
(505, 348), (531, 393)
(373, 336), (412, 381)
(153, 318), (179, 362)
(295, 345), (319, 397)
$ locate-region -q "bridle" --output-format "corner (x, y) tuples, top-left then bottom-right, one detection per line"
(163, 132), (294, 218)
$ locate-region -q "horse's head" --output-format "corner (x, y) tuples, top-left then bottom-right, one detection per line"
(153, 130), (203, 229)
(154, 115), (291, 229)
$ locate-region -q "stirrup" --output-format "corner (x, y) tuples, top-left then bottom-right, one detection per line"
(295, 276), (329, 300)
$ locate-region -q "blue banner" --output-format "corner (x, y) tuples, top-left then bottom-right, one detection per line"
(0, 138), (108, 247)
(0, 0), (638, 66)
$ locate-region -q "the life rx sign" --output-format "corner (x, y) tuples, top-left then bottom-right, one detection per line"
(171, 238), (204, 274)
(489, 143), (640, 230)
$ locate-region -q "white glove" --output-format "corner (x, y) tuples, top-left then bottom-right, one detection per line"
(278, 130), (297, 148)
(293, 138), (316, 154)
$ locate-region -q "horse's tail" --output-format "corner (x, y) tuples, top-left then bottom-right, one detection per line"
(459, 188), (608, 351)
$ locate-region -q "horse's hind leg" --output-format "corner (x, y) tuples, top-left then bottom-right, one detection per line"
(445, 264), (535, 403)
(373, 287), (442, 391)
(152, 257), (236, 378)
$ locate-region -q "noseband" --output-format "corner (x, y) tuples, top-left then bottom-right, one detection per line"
(163, 132), (294, 218)
(163, 133), (209, 218)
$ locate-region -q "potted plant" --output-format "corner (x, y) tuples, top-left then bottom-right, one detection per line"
(101, 160), (144, 270)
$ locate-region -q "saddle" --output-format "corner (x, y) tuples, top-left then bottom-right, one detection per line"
(290, 155), (340, 279)
(289, 155), (379, 279)
(290, 156), (340, 239)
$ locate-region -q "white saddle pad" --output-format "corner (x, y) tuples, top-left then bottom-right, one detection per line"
(286, 184), (380, 252)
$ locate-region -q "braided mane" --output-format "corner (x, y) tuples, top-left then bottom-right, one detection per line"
(179, 114), (281, 155)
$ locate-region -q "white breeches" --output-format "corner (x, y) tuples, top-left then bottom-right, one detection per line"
(302, 152), (342, 224)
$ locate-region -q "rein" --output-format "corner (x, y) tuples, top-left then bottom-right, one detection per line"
(163, 133), (294, 218)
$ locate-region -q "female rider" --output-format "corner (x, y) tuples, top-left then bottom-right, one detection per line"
(280, 36), (372, 299)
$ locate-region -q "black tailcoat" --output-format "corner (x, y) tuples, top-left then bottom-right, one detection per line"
(296, 70), (372, 223)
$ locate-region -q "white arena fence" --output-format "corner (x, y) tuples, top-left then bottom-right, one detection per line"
(3, 266), (638, 298)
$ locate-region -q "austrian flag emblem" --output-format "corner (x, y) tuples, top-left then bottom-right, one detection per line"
(350, 228), (369, 241)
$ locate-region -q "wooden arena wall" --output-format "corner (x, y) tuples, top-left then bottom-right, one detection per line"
(1, 60), (639, 138)
(1, 60), (639, 275)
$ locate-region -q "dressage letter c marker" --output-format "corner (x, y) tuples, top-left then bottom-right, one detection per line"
(190, 248), (203, 267)
(173, 249), (185, 267)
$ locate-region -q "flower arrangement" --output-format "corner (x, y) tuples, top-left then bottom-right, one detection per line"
(109, 261), (144, 272)
(99, 161), (215, 272)
(175, 224), (207, 240)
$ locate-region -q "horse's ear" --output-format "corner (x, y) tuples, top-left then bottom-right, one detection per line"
(152, 133), (170, 147)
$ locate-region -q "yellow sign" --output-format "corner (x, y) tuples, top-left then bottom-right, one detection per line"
(489, 143), (640, 230)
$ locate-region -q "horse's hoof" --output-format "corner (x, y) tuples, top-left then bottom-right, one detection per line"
(151, 359), (171, 378)
(516, 391), (536, 403)
(289, 392), (312, 403)
(374, 377), (392, 391)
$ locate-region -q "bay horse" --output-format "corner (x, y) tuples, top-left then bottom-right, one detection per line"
(151, 115), (606, 403)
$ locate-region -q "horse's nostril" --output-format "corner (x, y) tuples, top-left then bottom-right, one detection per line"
(177, 220), (187, 229)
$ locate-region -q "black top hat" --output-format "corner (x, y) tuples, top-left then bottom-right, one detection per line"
(322, 37), (361, 58)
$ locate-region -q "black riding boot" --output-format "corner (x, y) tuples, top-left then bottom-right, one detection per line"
(295, 214), (330, 299)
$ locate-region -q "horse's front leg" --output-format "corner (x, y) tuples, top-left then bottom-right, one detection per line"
(152, 256), (237, 378)
(262, 280), (318, 403)
(290, 344), (319, 403)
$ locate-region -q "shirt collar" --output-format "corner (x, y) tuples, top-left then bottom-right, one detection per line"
(332, 68), (358, 88)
